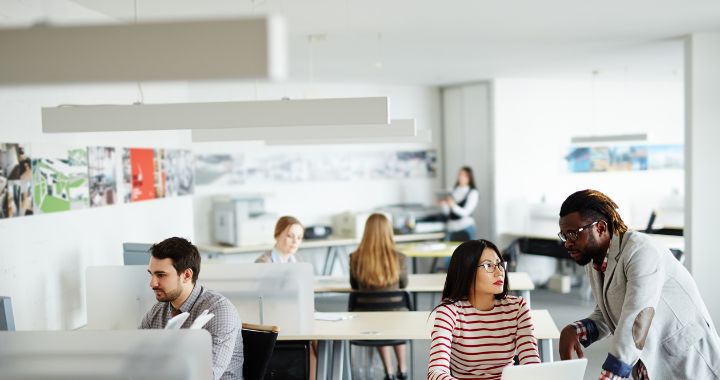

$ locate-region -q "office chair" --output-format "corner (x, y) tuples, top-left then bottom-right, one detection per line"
(0, 296), (15, 331)
(348, 290), (413, 378)
(241, 323), (279, 380)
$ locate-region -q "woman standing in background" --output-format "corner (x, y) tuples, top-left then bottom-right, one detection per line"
(255, 215), (305, 263)
(350, 213), (410, 380)
(440, 166), (479, 241)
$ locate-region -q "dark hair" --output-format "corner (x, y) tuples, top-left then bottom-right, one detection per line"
(150, 237), (201, 283)
(559, 189), (628, 237)
(455, 166), (476, 189)
(435, 239), (508, 311)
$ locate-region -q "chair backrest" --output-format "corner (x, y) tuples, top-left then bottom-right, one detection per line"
(0, 296), (15, 331)
(242, 323), (279, 380)
(348, 290), (413, 312)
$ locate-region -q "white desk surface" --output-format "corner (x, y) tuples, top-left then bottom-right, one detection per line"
(314, 272), (535, 293)
(198, 232), (446, 255)
(278, 309), (558, 341)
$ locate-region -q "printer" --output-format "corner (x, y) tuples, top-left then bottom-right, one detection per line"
(212, 195), (276, 246)
(376, 203), (446, 235)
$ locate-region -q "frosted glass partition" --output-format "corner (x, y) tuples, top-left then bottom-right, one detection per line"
(0, 329), (212, 379)
(86, 264), (315, 335)
(200, 263), (315, 335)
(86, 265), (157, 329)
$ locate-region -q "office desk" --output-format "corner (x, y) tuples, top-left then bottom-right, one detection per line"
(199, 232), (446, 275)
(280, 310), (559, 380)
(397, 241), (460, 273)
(314, 272), (535, 305)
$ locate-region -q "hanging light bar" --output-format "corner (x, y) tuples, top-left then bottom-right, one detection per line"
(0, 16), (287, 84)
(264, 127), (432, 145)
(191, 119), (415, 142)
(41, 97), (389, 133)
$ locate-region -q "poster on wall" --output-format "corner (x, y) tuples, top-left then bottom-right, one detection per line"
(566, 144), (682, 173)
(88, 146), (118, 207)
(194, 154), (241, 186)
(160, 149), (194, 197)
(648, 145), (683, 170)
(32, 146), (89, 213)
(122, 148), (157, 202)
(0, 143), (33, 218)
(194, 149), (438, 186)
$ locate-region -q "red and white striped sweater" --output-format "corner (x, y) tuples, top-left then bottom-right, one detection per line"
(428, 296), (541, 380)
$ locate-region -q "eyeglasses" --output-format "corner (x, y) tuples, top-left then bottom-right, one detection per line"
(557, 221), (598, 242)
(478, 261), (507, 273)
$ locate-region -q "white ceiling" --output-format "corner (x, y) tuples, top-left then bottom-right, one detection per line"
(2, 0), (718, 85)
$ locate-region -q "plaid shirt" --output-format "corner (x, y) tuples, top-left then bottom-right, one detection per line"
(141, 284), (244, 380)
(575, 251), (649, 380)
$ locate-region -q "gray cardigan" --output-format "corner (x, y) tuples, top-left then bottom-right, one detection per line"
(581, 230), (720, 379)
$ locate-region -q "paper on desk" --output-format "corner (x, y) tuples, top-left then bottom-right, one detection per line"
(314, 312), (355, 321)
(165, 312), (190, 330)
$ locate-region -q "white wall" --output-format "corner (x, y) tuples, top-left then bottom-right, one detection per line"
(0, 81), (441, 330)
(494, 76), (684, 239)
(0, 83), (195, 330)
(685, 33), (720, 326)
(189, 82), (442, 245)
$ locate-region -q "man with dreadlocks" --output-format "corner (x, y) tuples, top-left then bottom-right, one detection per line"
(557, 189), (719, 380)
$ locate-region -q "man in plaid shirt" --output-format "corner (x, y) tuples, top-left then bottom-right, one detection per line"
(557, 190), (719, 380)
(141, 237), (244, 380)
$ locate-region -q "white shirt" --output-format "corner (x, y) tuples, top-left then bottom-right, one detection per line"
(441, 186), (479, 232)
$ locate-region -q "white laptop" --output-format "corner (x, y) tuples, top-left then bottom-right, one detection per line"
(501, 359), (587, 380)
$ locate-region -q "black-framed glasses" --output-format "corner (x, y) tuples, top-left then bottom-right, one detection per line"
(558, 221), (599, 242)
(478, 261), (507, 273)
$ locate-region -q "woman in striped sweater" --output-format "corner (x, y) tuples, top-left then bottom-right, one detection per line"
(428, 239), (540, 380)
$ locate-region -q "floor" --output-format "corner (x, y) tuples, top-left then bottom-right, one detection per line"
(315, 286), (610, 380)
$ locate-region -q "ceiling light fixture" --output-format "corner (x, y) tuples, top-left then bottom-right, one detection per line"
(264, 128), (432, 146)
(192, 119), (415, 142)
(0, 16), (287, 84)
(41, 97), (390, 133)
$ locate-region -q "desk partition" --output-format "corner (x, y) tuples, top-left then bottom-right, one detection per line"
(0, 329), (212, 379)
(86, 263), (315, 335)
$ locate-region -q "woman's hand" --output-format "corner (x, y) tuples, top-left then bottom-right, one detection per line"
(445, 196), (455, 207)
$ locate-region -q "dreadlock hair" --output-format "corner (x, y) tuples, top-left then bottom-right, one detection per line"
(559, 189), (628, 237)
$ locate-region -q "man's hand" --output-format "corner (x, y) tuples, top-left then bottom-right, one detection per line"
(559, 325), (585, 360)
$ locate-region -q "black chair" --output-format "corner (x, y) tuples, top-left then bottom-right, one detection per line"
(241, 323), (279, 380)
(348, 290), (413, 346)
(264, 341), (310, 380)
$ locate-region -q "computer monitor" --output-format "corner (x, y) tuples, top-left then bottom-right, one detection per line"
(0, 329), (212, 380)
(86, 263), (315, 335)
(501, 358), (587, 380)
(123, 242), (152, 265)
(0, 296), (15, 331)
(86, 265), (157, 329)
